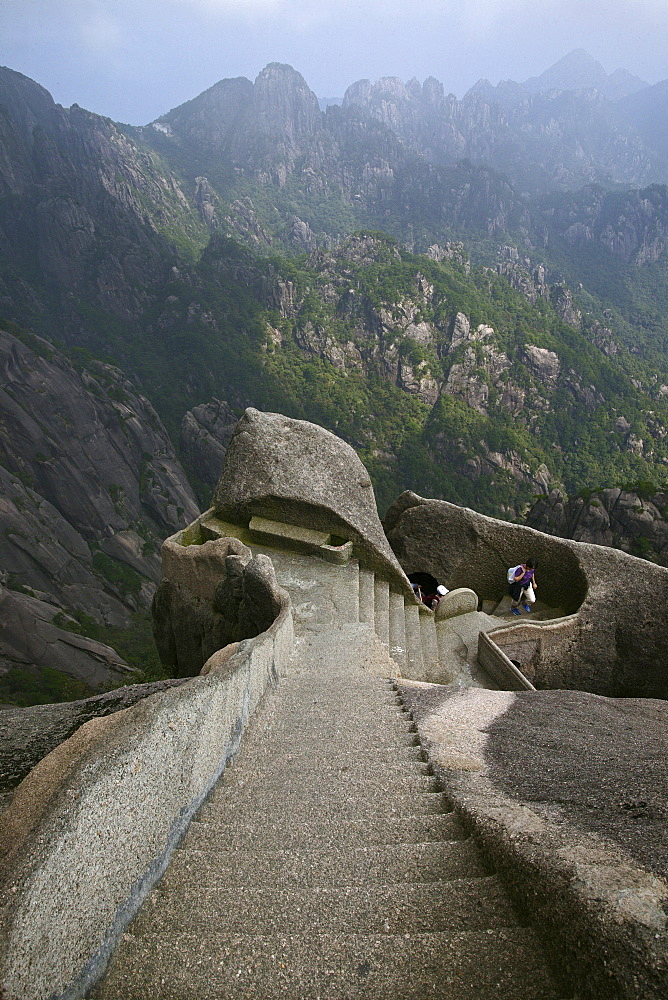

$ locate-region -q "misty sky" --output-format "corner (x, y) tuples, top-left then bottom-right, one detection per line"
(1, 0), (666, 125)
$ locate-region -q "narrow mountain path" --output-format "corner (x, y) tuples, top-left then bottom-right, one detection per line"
(92, 614), (568, 999)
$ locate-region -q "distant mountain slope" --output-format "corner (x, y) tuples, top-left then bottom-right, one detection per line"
(618, 79), (668, 161)
(0, 66), (207, 340)
(0, 321), (198, 703)
(1, 61), (668, 523)
(521, 48), (647, 100)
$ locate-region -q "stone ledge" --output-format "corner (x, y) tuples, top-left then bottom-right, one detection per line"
(398, 681), (668, 1000)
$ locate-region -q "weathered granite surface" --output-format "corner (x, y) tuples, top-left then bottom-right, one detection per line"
(212, 408), (413, 596)
(179, 399), (238, 492)
(399, 681), (668, 1000)
(384, 491), (668, 698)
(0, 679), (188, 791)
(153, 530), (287, 677)
(0, 329), (199, 618)
(0, 586), (139, 692)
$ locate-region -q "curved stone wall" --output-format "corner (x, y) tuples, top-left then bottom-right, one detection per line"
(384, 492), (668, 698)
(0, 543), (293, 1000)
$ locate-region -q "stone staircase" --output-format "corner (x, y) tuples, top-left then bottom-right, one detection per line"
(91, 622), (568, 999)
(239, 542), (499, 688)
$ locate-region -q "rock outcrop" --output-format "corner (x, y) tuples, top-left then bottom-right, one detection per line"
(212, 408), (413, 595)
(0, 327), (199, 623)
(0, 585), (139, 696)
(179, 399), (238, 493)
(152, 531), (287, 677)
(384, 490), (668, 698)
(526, 487), (668, 566)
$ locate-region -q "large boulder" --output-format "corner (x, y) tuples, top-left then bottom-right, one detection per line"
(212, 408), (412, 595)
(384, 491), (668, 698)
(153, 532), (289, 677)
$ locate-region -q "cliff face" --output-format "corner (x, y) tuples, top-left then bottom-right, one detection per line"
(540, 184), (668, 265)
(526, 487), (668, 566)
(0, 324), (199, 694)
(0, 326), (198, 618)
(0, 67), (206, 341)
(341, 72), (668, 194)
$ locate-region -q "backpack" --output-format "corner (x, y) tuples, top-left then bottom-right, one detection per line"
(507, 564), (523, 583)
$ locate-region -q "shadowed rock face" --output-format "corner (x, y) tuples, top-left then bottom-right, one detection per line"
(179, 399), (238, 493)
(384, 491), (668, 698)
(0, 327), (199, 623)
(0, 585), (140, 696)
(212, 408), (412, 594)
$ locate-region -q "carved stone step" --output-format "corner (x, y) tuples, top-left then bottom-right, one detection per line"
(131, 875), (518, 937)
(94, 927), (565, 1000)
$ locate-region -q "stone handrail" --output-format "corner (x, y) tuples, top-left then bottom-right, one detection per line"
(482, 615), (580, 690)
(0, 593), (293, 1000)
(477, 629), (536, 691)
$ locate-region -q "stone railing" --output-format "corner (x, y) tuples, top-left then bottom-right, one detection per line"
(0, 572), (293, 1000)
(477, 630), (536, 691)
(481, 615), (579, 690)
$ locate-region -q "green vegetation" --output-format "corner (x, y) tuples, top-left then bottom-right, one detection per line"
(91, 550), (144, 600)
(55, 610), (167, 683)
(0, 666), (93, 707)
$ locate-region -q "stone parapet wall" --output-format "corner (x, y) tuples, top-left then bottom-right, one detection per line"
(0, 568), (293, 1000)
(0, 679), (189, 792)
(482, 616), (579, 689)
(477, 631), (535, 691)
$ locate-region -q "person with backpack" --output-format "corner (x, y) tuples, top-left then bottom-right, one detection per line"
(507, 559), (537, 615)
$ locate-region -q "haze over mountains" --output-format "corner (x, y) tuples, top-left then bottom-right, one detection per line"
(2, 49), (668, 701)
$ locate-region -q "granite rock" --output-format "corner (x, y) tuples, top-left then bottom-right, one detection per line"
(0, 678), (187, 791)
(384, 491), (668, 698)
(213, 408), (413, 595)
(0, 586), (139, 693)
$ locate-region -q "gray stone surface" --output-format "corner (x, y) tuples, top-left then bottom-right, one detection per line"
(399, 681), (668, 1000)
(153, 533), (285, 677)
(212, 408), (413, 596)
(486, 689), (668, 881)
(0, 679), (188, 791)
(179, 399), (238, 491)
(0, 587), (293, 1000)
(526, 486), (668, 567)
(0, 585), (139, 694)
(93, 625), (563, 1000)
(435, 587), (479, 620)
(384, 491), (668, 698)
(0, 329), (199, 622)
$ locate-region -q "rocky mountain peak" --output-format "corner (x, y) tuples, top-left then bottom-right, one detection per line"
(153, 75), (254, 145)
(0, 67), (58, 137)
(253, 62), (322, 139)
